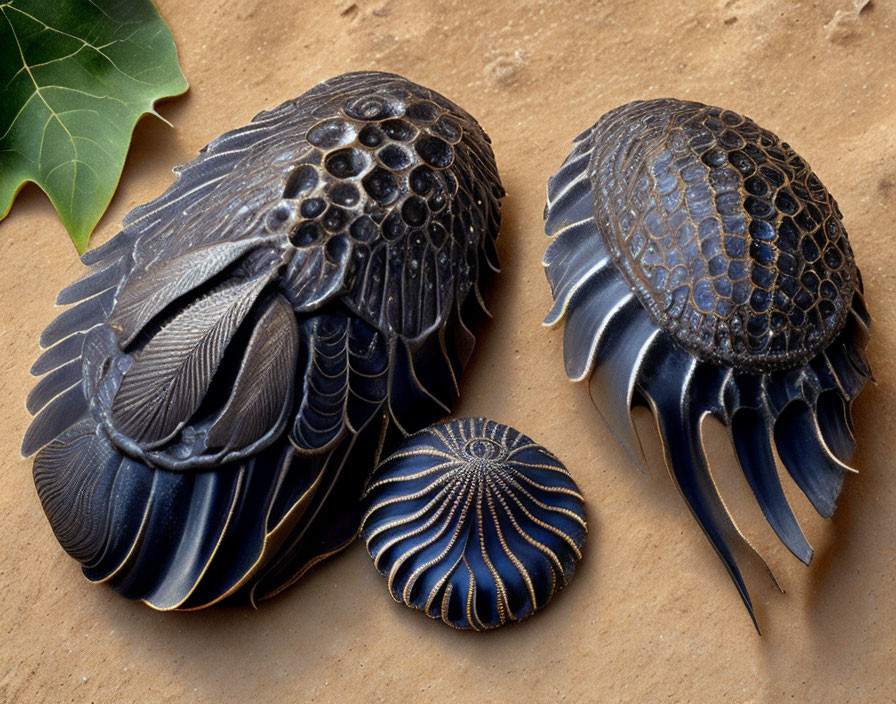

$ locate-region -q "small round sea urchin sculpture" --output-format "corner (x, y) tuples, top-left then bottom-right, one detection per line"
(543, 99), (872, 627)
(361, 418), (587, 630)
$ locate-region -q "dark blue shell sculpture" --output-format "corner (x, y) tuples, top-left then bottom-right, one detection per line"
(23, 72), (503, 609)
(543, 99), (872, 628)
(361, 418), (587, 630)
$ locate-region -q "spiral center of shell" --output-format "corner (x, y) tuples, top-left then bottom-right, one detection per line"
(463, 437), (506, 461)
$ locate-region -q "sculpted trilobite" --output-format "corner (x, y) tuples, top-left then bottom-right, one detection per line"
(23, 71), (503, 609)
(543, 99), (871, 627)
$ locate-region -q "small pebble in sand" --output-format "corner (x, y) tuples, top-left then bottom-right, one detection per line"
(484, 50), (527, 88)
(825, 1), (873, 45)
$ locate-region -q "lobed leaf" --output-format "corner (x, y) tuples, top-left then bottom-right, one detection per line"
(0, 0), (188, 252)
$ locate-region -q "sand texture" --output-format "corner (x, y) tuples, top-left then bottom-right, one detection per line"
(1, 0), (895, 701)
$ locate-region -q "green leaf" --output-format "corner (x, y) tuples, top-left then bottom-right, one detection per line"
(0, 0), (188, 253)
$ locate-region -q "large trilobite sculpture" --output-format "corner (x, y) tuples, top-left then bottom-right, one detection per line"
(23, 71), (503, 609)
(543, 99), (871, 626)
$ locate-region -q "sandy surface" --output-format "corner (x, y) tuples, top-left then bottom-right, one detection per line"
(2, 0), (895, 701)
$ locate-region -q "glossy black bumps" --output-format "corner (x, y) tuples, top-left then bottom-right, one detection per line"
(293, 82), (500, 339)
(24, 72), (503, 609)
(362, 418), (587, 630)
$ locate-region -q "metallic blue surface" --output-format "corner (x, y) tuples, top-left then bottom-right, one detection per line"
(543, 100), (872, 629)
(362, 418), (586, 630)
(24, 72), (504, 609)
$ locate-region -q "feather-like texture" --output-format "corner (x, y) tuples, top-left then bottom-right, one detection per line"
(30, 332), (85, 376)
(26, 358), (82, 416)
(362, 418), (586, 630)
(543, 98), (872, 629)
(32, 421), (120, 564)
(206, 294), (299, 450)
(24, 72), (503, 608)
(109, 238), (270, 348)
(111, 271), (271, 446)
(40, 289), (115, 349)
(22, 384), (88, 458)
(56, 263), (119, 306)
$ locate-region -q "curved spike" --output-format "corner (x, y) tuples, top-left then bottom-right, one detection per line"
(562, 271), (634, 382)
(481, 224), (501, 274)
(815, 390), (856, 464)
(587, 302), (659, 471)
(843, 305), (871, 350)
(451, 296), (478, 370)
(845, 343), (873, 385)
(730, 408), (813, 564)
(26, 358), (82, 416)
(836, 314), (874, 384)
(850, 290), (871, 330)
(773, 401), (850, 518)
(824, 343), (868, 400)
(641, 353), (759, 631)
(30, 332), (85, 376)
(39, 288), (115, 349)
(22, 384), (88, 457)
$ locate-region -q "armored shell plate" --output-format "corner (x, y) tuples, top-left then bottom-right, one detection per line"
(586, 99), (858, 372)
(362, 418), (587, 630)
(24, 72), (503, 609)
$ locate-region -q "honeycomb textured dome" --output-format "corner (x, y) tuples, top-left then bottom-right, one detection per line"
(587, 99), (858, 371)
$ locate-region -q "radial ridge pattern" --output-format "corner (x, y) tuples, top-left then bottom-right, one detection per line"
(362, 418), (587, 630)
